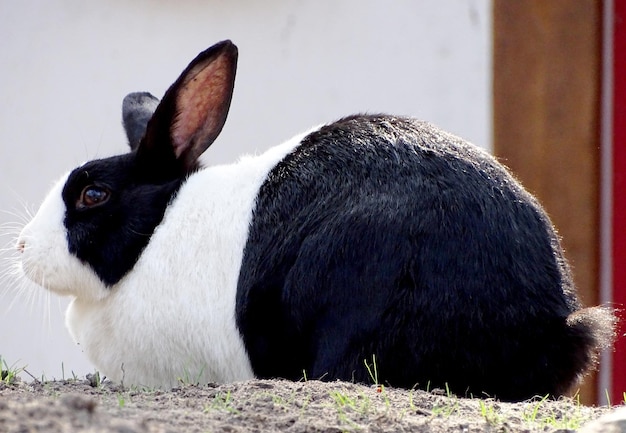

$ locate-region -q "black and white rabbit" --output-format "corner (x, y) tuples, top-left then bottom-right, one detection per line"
(17, 40), (614, 401)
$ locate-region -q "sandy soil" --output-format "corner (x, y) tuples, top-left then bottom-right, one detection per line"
(0, 374), (613, 433)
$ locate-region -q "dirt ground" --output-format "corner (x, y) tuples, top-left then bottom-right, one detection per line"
(0, 374), (615, 433)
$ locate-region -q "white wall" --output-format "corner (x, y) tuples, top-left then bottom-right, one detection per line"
(0, 0), (491, 380)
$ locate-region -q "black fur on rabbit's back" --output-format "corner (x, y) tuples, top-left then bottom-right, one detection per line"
(236, 114), (604, 402)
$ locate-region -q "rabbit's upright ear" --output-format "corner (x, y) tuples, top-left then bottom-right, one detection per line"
(122, 92), (160, 150)
(137, 40), (238, 177)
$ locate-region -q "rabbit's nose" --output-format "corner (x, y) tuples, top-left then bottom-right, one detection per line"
(16, 239), (25, 253)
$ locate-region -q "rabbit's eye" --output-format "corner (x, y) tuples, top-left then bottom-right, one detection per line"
(77, 185), (111, 209)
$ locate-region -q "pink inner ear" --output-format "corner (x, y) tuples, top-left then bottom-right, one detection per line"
(171, 55), (231, 158)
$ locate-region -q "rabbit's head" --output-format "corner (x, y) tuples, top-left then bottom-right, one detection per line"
(17, 40), (238, 301)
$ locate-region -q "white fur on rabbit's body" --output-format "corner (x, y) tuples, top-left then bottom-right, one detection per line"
(72, 136), (320, 387)
(20, 131), (309, 388)
(17, 40), (614, 399)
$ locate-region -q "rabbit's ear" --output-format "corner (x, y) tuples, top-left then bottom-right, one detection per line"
(138, 40), (238, 177)
(122, 92), (160, 150)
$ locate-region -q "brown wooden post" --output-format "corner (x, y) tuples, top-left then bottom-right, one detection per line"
(493, 0), (603, 404)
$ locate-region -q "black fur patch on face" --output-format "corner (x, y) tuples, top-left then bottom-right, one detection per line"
(62, 153), (183, 286)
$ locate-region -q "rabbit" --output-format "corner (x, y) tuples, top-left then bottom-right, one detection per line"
(16, 40), (614, 401)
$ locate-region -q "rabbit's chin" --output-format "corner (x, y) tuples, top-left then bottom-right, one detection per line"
(17, 174), (110, 302)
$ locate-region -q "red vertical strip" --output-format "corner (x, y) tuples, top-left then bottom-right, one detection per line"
(612, 0), (626, 404)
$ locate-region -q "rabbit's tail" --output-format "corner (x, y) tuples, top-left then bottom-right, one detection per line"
(566, 306), (616, 381)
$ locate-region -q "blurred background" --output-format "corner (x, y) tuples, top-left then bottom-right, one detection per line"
(1, 0), (622, 405)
